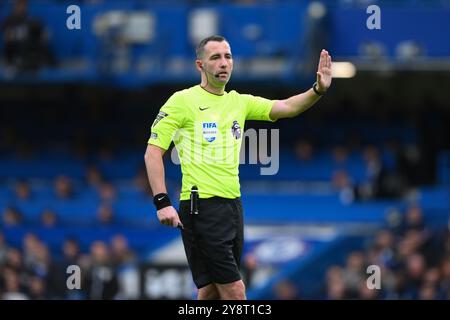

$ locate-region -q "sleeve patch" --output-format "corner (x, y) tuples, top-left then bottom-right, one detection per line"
(152, 111), (169, 127)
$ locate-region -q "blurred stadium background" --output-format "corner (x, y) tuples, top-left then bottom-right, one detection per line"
(0, 0), (450, 300)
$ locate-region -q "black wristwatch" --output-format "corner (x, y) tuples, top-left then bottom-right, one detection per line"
(313, 82), (326, 96)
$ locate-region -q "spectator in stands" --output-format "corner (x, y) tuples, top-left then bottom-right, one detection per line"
(14, 180), (32, 201)
(133, 166), (151, 198)
(85, 165), (104, 188)
(3, 248), (26, 287)
(331, 145), (349, 166)
(0, 232), (9, 266)
(98, 181), (117, 203)
(85, 241), (119, 299)
(396, 205), (437, 263)
(23, 239), (59, 292)
(1, 267), (28, 300)
(421, 267), (442, 298)
(59, 237), (84, 299)
(370, 229), (396, 269)
(272, 279), (300, 300)
(363, 145), (406, 199)
(399, 143), (424, 187)
(1, 0), (55, 73)
(27, 275), (48, 300)
(96, 204), (115, 226)
(293, 139), (314, 162)
(241, 253), (258, 288)
(110, 235), (139, 299)
(362, 145), (382, 193)
(53, 175), (74, 200)
(61, 238), (81, 267)
(323, 265), (348, 299)
(403, 253), (427, 298)
(240, 252), (274, 290)
(401, 204), (426, 234)
(418, 282), (439, 300)
(357, 280), (380, 300)
(110, 234), (135, 267)
(331, 170), (356, 204)
(424, 267), (441, 285)
(341, 251), (367, 298)
(325, 277), (347, 300)
(40, 208), (58, 228)
(1, 0), (29, 68)
(22, 235), (60, 297)
(366, 233), (398, 297)
(438, 256), (450, 299)
(385, 207), (403, 232)
(22, 233), (41, 269)
(2, 206), (23, 226)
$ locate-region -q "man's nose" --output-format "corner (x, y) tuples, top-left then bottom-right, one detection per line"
(219, 59), (228, 68)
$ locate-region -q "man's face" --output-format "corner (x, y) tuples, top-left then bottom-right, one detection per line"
(200, 40), (233, 85)
(14, 0), (27, 15)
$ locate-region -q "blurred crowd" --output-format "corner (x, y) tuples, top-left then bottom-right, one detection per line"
(2, 203), (450, 299)
(1, 167), (152, 228)
(0, 230), (140, 300)
(0, 168), (150, 299)
(322, 205), (450, 300)
(239, 204), (450, 300)
(293, 140), (421, 203)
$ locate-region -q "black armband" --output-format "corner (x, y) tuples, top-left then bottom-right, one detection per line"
(153, 193), (172, 210)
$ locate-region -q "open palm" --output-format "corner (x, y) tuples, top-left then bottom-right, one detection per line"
(316, 49), (332, 93)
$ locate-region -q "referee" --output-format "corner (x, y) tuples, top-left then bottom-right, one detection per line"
(144, 35), (332, 300)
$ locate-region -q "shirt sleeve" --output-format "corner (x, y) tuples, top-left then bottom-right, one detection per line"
(148, 92), (186, 150)
(242, 94), (276, 122)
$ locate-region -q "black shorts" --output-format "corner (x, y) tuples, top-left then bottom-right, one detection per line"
(178, 197), (244, 289)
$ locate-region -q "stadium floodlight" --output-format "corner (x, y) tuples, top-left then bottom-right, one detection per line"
(396, 41), (424, 61)
(189, 9), (218, 46)
(331, 61), (356, 78)
(123, 13), (155, 44)
(93, 11), (154, 44)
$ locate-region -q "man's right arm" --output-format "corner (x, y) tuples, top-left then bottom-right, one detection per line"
(144, 144), (181, 228)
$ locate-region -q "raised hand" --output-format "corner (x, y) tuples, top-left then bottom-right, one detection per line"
(316, 49), (332, 93)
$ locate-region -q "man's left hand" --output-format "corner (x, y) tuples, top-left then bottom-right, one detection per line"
(316, 49), (332, 93)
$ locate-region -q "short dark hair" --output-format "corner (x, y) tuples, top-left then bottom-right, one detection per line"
(196, 35), (228, 59)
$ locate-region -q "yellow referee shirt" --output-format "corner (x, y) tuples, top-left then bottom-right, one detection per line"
(148, 85), (275, 200)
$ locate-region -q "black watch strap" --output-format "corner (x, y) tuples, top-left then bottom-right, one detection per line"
(313, 82), (325, 96)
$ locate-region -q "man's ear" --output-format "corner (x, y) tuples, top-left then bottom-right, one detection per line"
(195, 60), (203, 71)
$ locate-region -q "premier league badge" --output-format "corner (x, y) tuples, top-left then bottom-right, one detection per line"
(231, 120), (241, 139)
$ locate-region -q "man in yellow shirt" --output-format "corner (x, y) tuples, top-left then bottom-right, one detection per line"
(145, 35), (332, 300)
